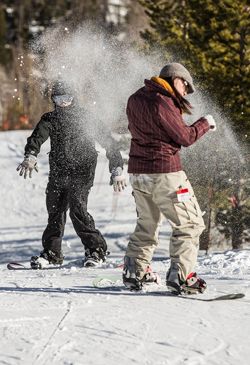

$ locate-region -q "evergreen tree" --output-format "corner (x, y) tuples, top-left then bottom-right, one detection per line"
(139, 0), (250, 138)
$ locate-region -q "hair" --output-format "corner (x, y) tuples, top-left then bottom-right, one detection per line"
(162, 77), (192, 114)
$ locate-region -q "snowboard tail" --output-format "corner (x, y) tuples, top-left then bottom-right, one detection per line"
(195, 293), (245, 301)
(7, 262), (29, 270)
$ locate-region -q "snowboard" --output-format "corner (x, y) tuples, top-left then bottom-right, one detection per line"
(7, 259), (124, 271)
(92, 275), (245, 301)
(93, 269), (161, 289)
(7, 261), (71, 270)
(7, 262), (30, 270)
(92, 275), (123, 288)
(6, 260), (84, 270)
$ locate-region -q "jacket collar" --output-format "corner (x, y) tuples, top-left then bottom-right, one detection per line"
(144, 79), (182, 111)
(150, 77), (175, 95)
(144, 78), (173, 97)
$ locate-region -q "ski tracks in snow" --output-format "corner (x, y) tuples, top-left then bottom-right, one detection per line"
(34, 300), (72, 365)
(0, 265), (249, 364)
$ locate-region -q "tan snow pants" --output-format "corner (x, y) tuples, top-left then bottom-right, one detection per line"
(126, 171), (205, 282)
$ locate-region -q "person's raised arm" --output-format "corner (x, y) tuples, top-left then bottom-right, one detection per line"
(158, 99), (215, 147)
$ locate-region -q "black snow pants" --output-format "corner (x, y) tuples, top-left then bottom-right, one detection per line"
(42, 168), (107, 255)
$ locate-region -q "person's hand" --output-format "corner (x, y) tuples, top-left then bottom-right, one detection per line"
(204, 114), (217, 131)
(17, 155), (38, 179)
(110, 167), (126, 192)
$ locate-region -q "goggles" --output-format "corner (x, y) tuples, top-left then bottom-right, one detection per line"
(52, 94), (74, 107)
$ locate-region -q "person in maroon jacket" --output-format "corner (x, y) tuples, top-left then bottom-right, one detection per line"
(123, 63), (216, 294)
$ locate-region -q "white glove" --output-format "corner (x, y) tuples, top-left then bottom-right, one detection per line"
(204, 114), (217, 131)
(17, 155), (38, 179)
(110, 167), (126, 192)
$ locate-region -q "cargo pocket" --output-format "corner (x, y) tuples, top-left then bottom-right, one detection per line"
(172, 197), (202, 226)
(185, 197), (202, 223)
(172, 198), (190, 226)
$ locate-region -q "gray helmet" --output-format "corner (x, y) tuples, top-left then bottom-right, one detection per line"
(51, 80), (71, 97)
(159, 63), (195, 94)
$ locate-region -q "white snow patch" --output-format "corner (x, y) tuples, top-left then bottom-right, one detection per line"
(0, 131), (249, 365)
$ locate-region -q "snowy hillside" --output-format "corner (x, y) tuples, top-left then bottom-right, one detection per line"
(0, 130), (249, 365)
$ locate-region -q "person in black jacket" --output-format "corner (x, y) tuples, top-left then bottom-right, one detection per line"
(17, 81), (126, 269)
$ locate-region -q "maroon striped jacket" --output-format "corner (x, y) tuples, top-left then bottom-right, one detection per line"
(127, 79), (210, 173)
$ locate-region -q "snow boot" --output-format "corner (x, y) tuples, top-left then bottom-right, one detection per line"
(122, 256), (143, 290)
(166, 264), (206, 295)
(166, 263), (182, 294)
(83, 248), (107, 267)
(182, 272), (207, 294)
(30, 250), (64, 269)
(123, 258), (160, 291)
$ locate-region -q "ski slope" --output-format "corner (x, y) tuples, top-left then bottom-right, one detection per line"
(0, 130), (249, 365)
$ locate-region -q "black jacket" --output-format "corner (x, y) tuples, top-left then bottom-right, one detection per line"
(25, 105), (123, 176)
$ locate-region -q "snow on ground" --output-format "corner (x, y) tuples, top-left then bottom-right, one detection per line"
(0, 130), (249, 365)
